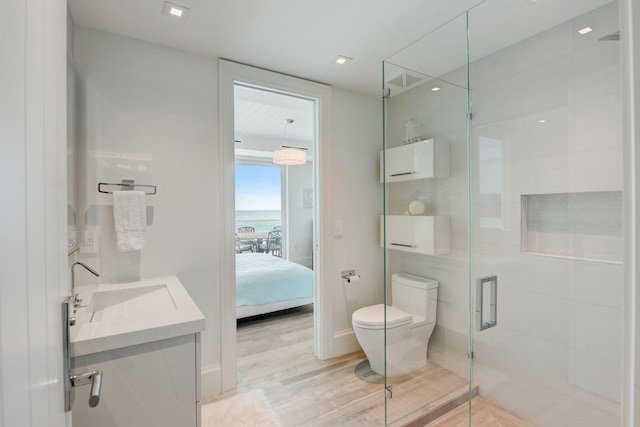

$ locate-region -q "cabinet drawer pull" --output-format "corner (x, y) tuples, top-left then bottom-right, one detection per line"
(390, 171), (417, 177)
(390, 243), (415, 248)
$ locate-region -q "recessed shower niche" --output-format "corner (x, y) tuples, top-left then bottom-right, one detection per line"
(521, 191), (623, 264)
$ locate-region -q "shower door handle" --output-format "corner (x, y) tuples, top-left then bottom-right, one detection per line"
(476, 275), (497, 331)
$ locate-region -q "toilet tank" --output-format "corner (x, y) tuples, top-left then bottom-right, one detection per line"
(391, 273), (438, 322)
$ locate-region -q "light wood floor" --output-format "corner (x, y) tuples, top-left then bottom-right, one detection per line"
(424, 397), (536, 427)
(203, 305), (531, 427)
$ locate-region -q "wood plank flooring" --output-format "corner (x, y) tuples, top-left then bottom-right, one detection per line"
(202, 305), (531, 427)
(424, 397), (536, 427)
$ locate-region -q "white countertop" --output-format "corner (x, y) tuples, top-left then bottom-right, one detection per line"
(70, 275), (205, 357)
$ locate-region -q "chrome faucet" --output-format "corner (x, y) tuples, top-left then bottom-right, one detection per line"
(71, 261), (100, 308)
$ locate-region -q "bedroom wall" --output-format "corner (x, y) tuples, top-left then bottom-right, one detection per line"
(71, 26), (383, 396)
(285, 160), (314, 267)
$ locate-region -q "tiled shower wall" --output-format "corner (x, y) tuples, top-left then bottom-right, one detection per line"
(386, 2), (622, 426)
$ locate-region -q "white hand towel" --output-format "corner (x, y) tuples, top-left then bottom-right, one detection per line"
(113, 190), (147, 252)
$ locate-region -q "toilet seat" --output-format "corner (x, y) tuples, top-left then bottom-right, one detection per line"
(352, 304), (411, 330)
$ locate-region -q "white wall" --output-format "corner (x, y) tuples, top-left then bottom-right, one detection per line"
(72, 26), (222, 392)
(331, 88), (386, 350)
(285, 161), (314, 267)
(387, 3), (623, 426)
(72, 27), (382, 396)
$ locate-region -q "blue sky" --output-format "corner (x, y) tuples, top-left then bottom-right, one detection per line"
(235, 164), (281, 211)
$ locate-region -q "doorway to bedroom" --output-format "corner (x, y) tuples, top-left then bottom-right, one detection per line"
(233, 83), (317, 388)
(220, 59), (333, 393)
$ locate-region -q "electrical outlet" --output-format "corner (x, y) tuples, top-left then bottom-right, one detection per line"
(80, 231), (98, 254)
(68, 233), (78, 249)
(83, 235), (94, 247)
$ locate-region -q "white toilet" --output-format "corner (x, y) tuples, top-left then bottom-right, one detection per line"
(352, 273), (438, 377)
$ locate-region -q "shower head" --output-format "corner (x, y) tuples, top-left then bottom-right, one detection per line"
(599, 31), (620, 41)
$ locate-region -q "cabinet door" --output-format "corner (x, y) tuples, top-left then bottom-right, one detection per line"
(382, 139), (444, 183)
(385, 215), (417, 249)
(72, 334), (198, 427)
(385, 144), (417, 182)
(382, 215), (450, 255)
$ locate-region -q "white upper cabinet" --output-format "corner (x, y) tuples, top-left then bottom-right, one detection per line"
(380, 138), (449, 183)
(380, 215), (451, 255)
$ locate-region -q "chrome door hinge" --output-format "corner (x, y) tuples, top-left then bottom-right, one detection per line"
(385, 386), (393, 399)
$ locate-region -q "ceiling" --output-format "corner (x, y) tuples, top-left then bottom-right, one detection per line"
(67, 0), (615, 153)
(234, 84), (316, 154)
(67, 0), (490, 97)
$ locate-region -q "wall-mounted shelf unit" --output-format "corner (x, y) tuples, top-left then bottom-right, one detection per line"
(380, 138), (449, 183)
(381, 215), (451, 255)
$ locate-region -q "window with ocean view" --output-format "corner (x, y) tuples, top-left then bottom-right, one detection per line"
(235, 164), (282, 232)
(235, 210), (281, 233)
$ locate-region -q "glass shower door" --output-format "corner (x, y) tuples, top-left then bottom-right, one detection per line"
(467, 1), (624, 426)
(382, 11), (473, 426)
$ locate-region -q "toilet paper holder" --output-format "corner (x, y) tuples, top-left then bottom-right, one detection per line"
(341, 270), (360, 283)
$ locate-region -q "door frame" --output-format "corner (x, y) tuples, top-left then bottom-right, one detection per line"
(218, 59), (333, 391)
(621, 0), (640, 423)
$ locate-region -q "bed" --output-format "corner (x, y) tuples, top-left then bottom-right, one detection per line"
(236, 253), (314, 319)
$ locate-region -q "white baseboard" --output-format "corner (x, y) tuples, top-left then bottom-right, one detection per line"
(332, 328), (360, 357)
(201, 364), (221, 399)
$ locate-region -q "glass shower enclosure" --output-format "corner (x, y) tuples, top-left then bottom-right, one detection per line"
(382, 1), (623, 426)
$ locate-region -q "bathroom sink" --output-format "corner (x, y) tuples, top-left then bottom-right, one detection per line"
(71, 276), (205, 357)
(90, 284), (176, 323)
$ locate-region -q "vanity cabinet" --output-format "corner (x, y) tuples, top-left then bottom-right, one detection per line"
(381, 215), (451, 255)
(69, 276), (205, 427)
(380, 138), (449, 183)
(72, 333), (201, 427)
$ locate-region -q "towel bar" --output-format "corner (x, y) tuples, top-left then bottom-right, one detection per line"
(98, 181), (156, 195)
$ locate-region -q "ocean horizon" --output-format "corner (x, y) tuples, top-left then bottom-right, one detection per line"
(235, 210), (281, 232)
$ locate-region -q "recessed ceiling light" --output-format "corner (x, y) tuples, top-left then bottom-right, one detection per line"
(578, 27), (593, 35)
(335, 55), (352, 65)
(431, 87), (441, 92)
(162, 1), (190, 19)
(539, 119), (547, 123)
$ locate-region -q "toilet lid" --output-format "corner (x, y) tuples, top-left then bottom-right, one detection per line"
(352, 304), (412, 329)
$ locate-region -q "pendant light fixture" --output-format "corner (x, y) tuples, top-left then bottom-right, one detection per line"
(273, 119), (307, 166)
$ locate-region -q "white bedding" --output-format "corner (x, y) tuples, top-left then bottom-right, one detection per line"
(236, 253), (314, 318)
